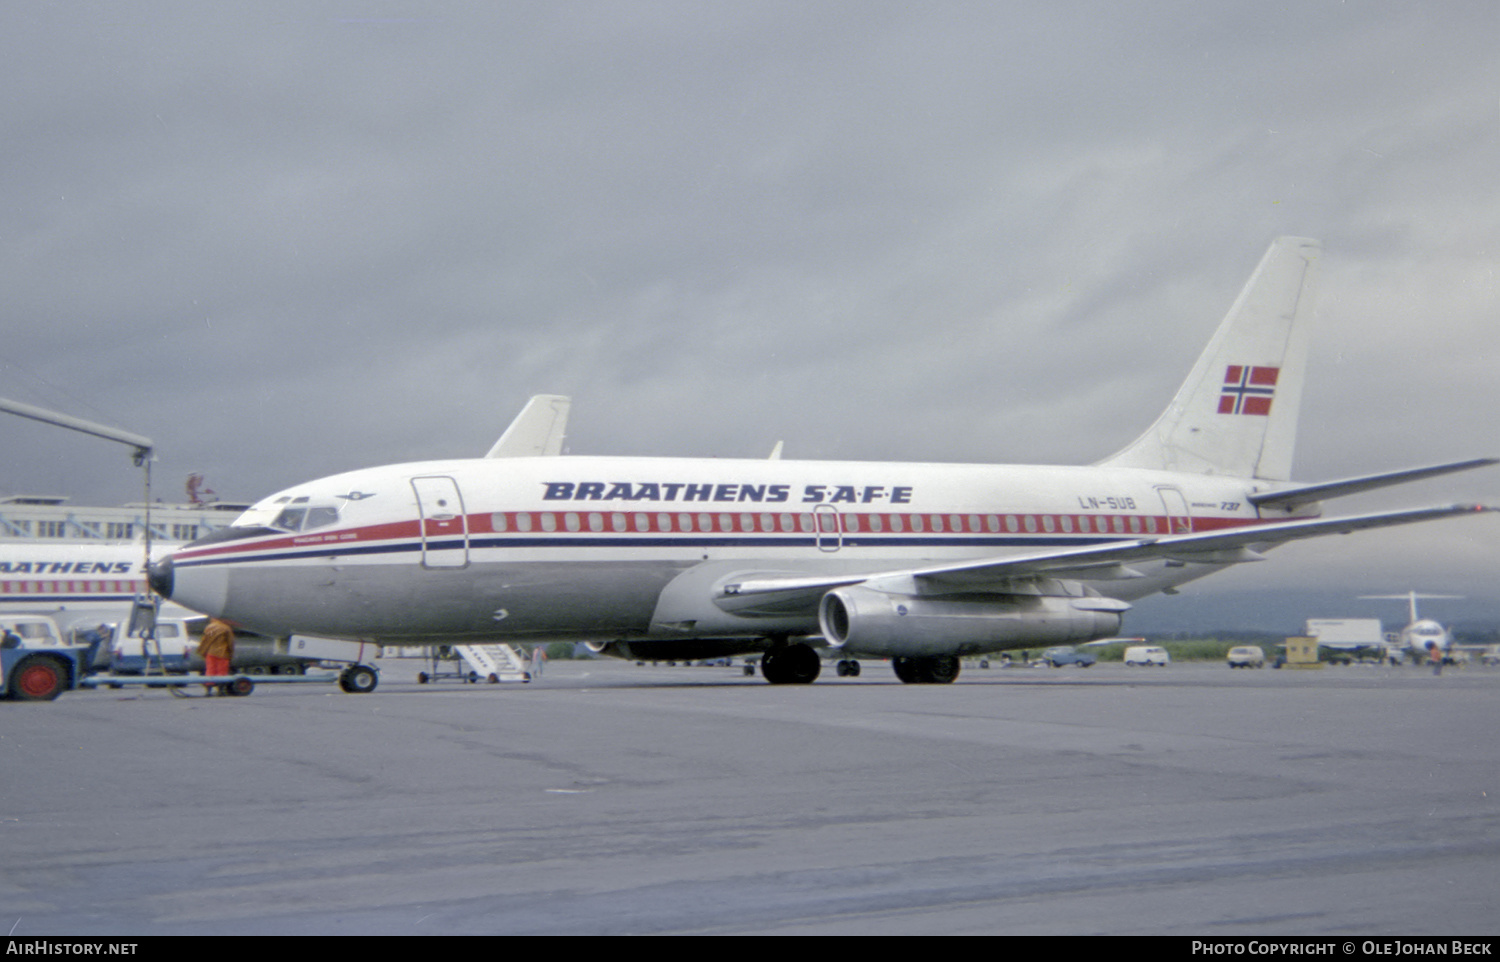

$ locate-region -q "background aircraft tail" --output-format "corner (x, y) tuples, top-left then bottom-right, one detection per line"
(1360, 591), (1463, 625)
(1099, 236), (1321, 481)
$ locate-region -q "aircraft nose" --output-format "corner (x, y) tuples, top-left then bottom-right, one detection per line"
(148, 555), (174, 598)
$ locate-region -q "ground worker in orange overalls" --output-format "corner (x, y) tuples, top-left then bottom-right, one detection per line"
(198, 618), (235, 692)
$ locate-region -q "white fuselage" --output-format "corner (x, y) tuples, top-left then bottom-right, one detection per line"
(161, 455), (1307, 648)
(1401, 619), (1453, 658)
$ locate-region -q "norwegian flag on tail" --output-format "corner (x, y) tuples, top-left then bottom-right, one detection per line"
(1218, 365), (1279, 416)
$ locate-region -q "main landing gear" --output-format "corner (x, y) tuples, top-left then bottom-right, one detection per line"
(756, 643), (960, 685)
(759, 641), (821, 685)
(891, 655), (961, 684)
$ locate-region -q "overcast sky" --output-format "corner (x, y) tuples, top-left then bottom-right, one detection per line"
(2, 1), (1496, 601)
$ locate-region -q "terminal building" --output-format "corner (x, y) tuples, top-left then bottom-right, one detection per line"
(0, 494), (250, 544)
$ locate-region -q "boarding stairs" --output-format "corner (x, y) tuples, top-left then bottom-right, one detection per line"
(455, 643), (531, 683)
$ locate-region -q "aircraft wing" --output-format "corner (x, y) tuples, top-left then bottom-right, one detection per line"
(719, 504), (1493, 603)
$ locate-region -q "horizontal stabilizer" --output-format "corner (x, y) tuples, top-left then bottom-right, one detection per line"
(1250, 458), (1498, 509)
(485, 395), (570, 458)
(1358, 593), (1463, 600)
(1359, 590), (1464, 624)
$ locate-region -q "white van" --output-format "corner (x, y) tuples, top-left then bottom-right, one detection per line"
(109, 618), (309, 675)
(0, 615), (65, 650)
(1227, 645), (1265, 668)
(1123, 645), (1170, 666)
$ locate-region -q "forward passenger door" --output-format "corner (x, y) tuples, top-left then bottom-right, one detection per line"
(411, 476), (470, 568)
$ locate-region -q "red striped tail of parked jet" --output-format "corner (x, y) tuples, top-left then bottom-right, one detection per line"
(151, 238), (1496, 684)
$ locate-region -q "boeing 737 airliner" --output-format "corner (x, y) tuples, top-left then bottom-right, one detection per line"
(150, 238), (1495, 683)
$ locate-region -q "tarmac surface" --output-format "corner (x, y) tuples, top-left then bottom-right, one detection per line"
(3, 656), (1499, 936)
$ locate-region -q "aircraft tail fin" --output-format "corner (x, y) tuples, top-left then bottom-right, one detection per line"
(1360, 591), (1463, 625)
(1099, 237), (1321, 481)
(485, 395), (570, 458)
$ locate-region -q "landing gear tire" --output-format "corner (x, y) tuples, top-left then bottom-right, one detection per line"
(9, 656), (67, 701)
(339, 665), (379, 694)
(925, 655), (961, 684)
(761, 644), (821, 685)
(892, 655), (961, 684)
(834, 659), (861, 677)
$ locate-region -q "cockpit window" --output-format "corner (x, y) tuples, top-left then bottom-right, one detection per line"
(234, 497), (341, 533)
(269, 503), (341, 532)
(272, 506), (309, 531)
(303, 505), (340, 529)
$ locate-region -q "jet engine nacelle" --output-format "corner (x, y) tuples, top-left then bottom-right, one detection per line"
(818, 584), (1124, 658)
